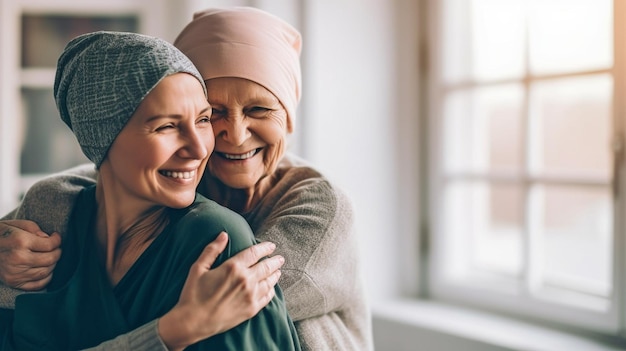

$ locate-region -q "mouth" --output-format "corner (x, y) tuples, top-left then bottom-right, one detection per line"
(217, 148), (261, 161)
(158, 169), (197, 180)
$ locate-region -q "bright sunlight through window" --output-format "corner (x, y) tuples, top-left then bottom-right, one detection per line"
(430, 0), (619, 333)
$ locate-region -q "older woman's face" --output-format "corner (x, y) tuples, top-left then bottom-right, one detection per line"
(206, 77), (288, 190)
(102, 73), (212, 209)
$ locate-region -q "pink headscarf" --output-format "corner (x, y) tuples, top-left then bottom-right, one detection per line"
(174, 7), (302, 131)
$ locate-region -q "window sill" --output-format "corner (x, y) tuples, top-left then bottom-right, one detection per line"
(371, 298), (626, 351)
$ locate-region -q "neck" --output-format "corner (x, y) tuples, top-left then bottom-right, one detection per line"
(95, 178), (169, 285)
(199, 173), (276, 213)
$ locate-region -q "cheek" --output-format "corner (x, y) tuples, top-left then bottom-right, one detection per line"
(111, 139), (170, 172)
(201, 129), (216, 154)
(257, 117), (287, 170)
(262, 137), (286, 176)
(258, 117), (288, 145)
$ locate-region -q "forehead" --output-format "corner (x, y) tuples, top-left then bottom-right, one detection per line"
(131, 73), (208, 119)
(205, 77), (279, 104)
(150, 73), (204, 98)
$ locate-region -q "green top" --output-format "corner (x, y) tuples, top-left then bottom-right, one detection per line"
(1, 185), (300, 351)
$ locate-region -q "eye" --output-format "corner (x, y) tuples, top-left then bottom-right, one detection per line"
(155, 123), (175, 132)
(246, 106), (271, 117)
(197, 116), (212, 124)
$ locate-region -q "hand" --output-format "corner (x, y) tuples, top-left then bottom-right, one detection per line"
(158, 232), (284, 351)
(0, 220), (62, 290)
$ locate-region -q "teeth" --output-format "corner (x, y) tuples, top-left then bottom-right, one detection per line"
(161, 170), (196, 179)
(223, 149), (257, 160)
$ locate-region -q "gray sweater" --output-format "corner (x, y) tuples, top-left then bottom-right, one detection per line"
(1, 154), (373, 351)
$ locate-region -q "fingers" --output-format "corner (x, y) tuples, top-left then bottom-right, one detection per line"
(1, 246), (62, 269)
(262, 284), (277, 308)
(12, 267), (54, 291)
(253, 268), (281, 308)
(235, 241), (277, 267)
(28, 232), (62, 253)
(0, 220), (62, 290)
(0, 261), (56, 290)
(2, 220), (44, 236)
(193, 232), (229, 271)
(0, 221), (61, 253)
(253, 255), (284, 281)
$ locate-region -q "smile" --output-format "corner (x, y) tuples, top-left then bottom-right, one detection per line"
(159, 170), (196, 179)
(220, 148), (260, 160)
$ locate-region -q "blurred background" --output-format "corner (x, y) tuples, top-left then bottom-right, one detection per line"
(1, 0), (625, 350)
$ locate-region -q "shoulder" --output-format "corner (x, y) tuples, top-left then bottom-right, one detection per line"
(252, 155), (355, 248)
(14, 164), (97, 234)
(175, 194), (256, 251)
(182, 194), (250, 228)
(272, 155), (354, 221)
(26, 164), (97, 197)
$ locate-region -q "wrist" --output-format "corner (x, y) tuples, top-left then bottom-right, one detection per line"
(158, 307), (196, 351)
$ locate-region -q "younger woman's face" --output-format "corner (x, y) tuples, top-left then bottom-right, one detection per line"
(102, 73), (212, 209)
(205, 77), (288, 191)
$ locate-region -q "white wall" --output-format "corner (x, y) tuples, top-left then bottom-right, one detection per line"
(302, 0), (408, 302)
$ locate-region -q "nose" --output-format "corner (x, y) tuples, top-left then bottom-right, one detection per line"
(216, 114), (250, 147)
(179, 127), (211, 160)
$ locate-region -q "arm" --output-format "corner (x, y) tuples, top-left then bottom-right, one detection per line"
(252, 176), (373, 350)
(2, 170), (286, 351)
(0, 164), (96, 295)
(84, 233), (284, 351)
(255, 179), (360, 320)
(157, 199), (299, 351)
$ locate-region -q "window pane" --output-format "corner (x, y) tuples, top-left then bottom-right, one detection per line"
(442, 181), (523, 279)
(528, 0), (613, 75)
(22, 15), (138, 68)
(529, 74), (612, 179)
(474, 183), (524, 276)
(442, 0), (525, 83)
(532, 185), (612, 298)
(20, 88), (90, 174)
(444, 84), (524, 174)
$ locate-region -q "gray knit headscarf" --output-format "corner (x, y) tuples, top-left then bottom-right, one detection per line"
(54, 31), (207, 168)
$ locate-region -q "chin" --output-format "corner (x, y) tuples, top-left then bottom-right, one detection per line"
(217, 176), (257, 190)
(166, 193), (197, 209)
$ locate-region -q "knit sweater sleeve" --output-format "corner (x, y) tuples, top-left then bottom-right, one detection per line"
(271, 180), (357, 319)
(253, 176), (372, 350)
(0, 164), (97, 308)
(0, 164), (169, 351)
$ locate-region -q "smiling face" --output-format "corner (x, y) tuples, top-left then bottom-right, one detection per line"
(100, 73), (212, 210)
(206, 77), (289, 191)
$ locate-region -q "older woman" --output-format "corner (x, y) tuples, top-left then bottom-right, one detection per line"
(0, 31), (300, 351)
(0, 6), (372, 351)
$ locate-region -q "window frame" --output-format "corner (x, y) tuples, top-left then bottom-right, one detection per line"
(425, 0), (626, 335)
(0, 0), (172, 215)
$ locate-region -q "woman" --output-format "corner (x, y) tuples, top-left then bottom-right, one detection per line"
(0, 7), (372, 351)
(0, 31), (300, 351)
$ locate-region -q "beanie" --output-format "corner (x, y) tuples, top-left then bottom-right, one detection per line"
(54, 31), (206, 168)
(174, 7), (301, 132)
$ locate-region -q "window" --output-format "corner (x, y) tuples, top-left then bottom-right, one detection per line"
(428, 0), (623, 333)
(19, 14), (138, 193)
